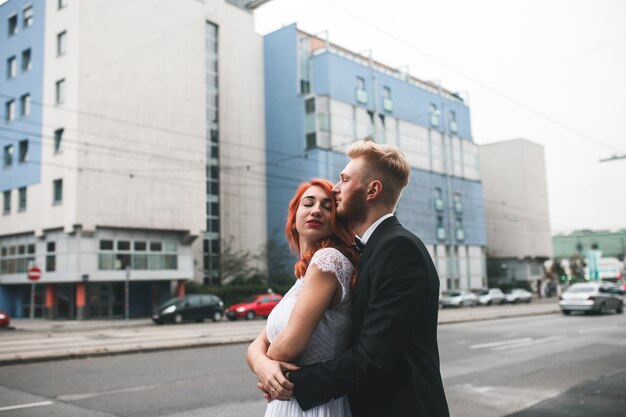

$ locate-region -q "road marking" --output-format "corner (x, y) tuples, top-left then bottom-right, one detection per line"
(491, 335), (566, 351)
(577, 325), (619, 334)
(469, 337), (533, 349)
(0, 401), (54, 412)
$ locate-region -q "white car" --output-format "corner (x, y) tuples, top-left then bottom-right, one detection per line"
(504, 288), (533, 304)
(440, 290), (478, 308)
(559, 282), (623, 315)
(476, 288), (505, 305)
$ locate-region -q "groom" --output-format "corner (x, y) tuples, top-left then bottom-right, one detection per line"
(286, 139), (449, 417)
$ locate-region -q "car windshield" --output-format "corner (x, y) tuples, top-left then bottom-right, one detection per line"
(159, 297), (182, 308)
(567, 286), (595, 293)
(241, 295), (258, 303)
(478, 290), (489, 295)
(445, 291), (462, 296)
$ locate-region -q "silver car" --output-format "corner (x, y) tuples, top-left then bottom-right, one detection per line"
(440, 290), (478, 308)
(559, 282), (624, 315)
(504, 288), (533, 304)
(476, 288), (506, 305)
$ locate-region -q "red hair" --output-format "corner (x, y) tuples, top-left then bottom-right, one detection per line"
(285, 179), (359, 287)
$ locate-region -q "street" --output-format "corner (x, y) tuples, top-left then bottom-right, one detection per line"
(1, 311), (624, 416)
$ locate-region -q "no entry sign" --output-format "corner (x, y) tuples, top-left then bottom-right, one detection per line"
(27, 266), (42, 281)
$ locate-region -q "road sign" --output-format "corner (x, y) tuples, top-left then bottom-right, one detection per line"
(27, 266), (41, 281)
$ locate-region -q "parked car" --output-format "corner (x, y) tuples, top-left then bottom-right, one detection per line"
(152, 294), (224, 324)
(226, 293), (283, 320)
(0, 311), (10, 328)
(504, 288), (533, 304)
(439, 290), (478, 308)
(559, 282), (624, 315)
(475, 288), (506, 305)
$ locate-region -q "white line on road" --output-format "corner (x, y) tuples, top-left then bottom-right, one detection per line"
(0, 401), (54, 412)
(490, 335), (567, 351)
(469, 337), (533, 349)
(577, 325), (619, 334)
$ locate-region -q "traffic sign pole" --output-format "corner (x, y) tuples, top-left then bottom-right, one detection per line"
(30, 282), (35, 319)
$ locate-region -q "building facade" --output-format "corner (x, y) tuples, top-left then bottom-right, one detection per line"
(264, 25), (487, 291)
(0, 0), (266, 318)
(553, 229), (626, 261)
(478, 139), (553, 287)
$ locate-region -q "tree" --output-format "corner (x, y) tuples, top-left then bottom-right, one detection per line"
(213, 236), (262, 285)
(259, 230), (295, 286)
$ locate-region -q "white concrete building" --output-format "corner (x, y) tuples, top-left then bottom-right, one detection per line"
(0, 0), (266, 318)
(479, 139), (553, 288)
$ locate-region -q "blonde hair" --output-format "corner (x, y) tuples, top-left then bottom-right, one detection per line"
(346, 138), (410, 207)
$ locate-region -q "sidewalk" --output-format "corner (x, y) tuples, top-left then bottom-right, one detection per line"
(0, 299), (560, 366)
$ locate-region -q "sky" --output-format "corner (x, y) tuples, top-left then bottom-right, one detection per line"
(254, 0), (626, 235)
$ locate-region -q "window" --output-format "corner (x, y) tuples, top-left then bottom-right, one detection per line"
(20, 94), (30, 117)
(54, 128), (63, 152)
(99, 240), (113, 250)
(58, 0), (67, 9)
(18, 187), (26, 211)
(57, 31), (66, 56)
(430, 103), (440, 127)
(53, 179), (63, 204)
(23, 6), (34, 28)
(149, 241), (162, 252)
(117, 240), (130, 251)
(5, 100), (16, 121)
(382, 86), (393, 112)
(7, 56), (17, 79)
(449, 110), (458, 134)
(436, 215), (446, 241)
(0, 244), (35, 274)
(455, 217), (465, 241)
(2, 190), (10, 214)
(46, 241), (56, 272)
(55, 79), (66, 104)
(3, 145), (13, 167)
(453, 192), (463, 214)
(355, 76), (368, 104)
(21, 49), (31, 72)
(434, 187), (444, 212)
(18, 140), (28, 163)
(134, 241), (146, 251)
(8, 14), (18, 36)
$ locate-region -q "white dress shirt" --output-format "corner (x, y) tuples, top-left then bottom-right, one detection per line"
(357, 213), (394, 245)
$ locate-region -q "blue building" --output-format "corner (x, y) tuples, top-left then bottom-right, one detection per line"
(264, 25), (487, 291)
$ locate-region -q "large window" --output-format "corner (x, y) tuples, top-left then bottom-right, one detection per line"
(21, 49), (32, 72)
(18, 139), (28, 163)
(7, 56), (17, 79)
(54, 128), (64, 153)
(2, 190), (10, 214)
(5, 100), (16, 121)
(20, 94), (30, 117)
(23, 6), (34, 28)
(0, 243), (36, 274)
(46, 241), (56, 272)
(53, 179), (63, 204)
(8, 14), (18, 36)
(3, 144), (13, 167)
(57, 31), (66, 56)
(382, 86), (393, 112)
(18, 187), (26, 211)
(55, 79), (66, 104)
(98, 239), (178, 271)
(429, 103), (440, 127)
(355, 77), (367, 104)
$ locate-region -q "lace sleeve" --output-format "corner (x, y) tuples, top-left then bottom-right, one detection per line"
(310, 247), (354, 303)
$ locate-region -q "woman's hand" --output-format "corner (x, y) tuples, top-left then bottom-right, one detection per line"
(254, 356), (299, 401)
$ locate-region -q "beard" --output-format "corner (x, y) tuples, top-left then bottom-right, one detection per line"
(337, 187), (368, 228)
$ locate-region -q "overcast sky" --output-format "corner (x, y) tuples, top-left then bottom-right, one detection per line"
(255, 0), (626, 235)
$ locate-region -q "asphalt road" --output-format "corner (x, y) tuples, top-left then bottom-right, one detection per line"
(0, 311), (624, 417)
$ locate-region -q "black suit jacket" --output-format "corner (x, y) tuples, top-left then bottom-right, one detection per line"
(290, 216), (449, 417)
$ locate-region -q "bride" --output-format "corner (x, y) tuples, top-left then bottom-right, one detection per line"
(247, 178), (359, 416)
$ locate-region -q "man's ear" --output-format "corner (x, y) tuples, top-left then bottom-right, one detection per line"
(366, 180), (383, 202)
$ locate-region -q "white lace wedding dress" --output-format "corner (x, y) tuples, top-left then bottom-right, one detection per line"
(264, 247), (354, 417)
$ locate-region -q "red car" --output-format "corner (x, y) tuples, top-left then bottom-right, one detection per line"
(226, 293), (283, 320)
(0, 311), (10, 328)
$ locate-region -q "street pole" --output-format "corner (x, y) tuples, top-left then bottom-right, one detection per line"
(125, 265), (130, 320)
(30, 282), (35, 319)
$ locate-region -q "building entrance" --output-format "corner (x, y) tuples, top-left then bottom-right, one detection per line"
(88, 283), (124, 318)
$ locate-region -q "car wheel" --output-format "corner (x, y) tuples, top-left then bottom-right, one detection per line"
(599, 303), (608, 315)
(174, 313), (183, 324)
(212, 311), (223, 322)
(562, 310), (571, 316)
(487, 300), (492, 306)
(245, 311), (256, 320)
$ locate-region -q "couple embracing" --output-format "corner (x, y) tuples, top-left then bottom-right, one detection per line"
(247, 140), (449, 417)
